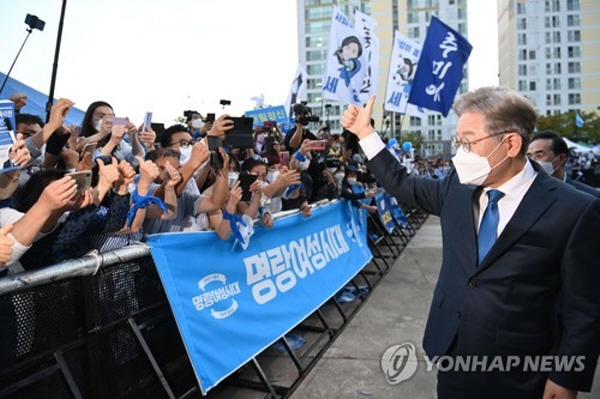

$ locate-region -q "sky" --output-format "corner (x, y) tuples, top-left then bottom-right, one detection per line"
(0, 0), (498, 126)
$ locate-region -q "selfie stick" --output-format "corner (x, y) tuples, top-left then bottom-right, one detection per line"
(46, 0), (68, 123)
(0, 15), (45, 96)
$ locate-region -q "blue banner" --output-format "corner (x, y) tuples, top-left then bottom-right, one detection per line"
(375, 193), (395, 234)
(244, 105), (289, 127)
(147, 201), (372, 394)
(386, 193), (409, 228)
(407, 16), (472, 117)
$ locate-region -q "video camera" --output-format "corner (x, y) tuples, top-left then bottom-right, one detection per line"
(292, 103), (320, 125)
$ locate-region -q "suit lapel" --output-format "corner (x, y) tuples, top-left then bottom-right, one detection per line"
(475, 172), (558, 274)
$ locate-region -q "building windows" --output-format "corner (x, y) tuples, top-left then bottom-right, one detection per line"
(553, 47), (561, 58)
(553, 94), (561, 106)
(519, 49), (527, 60)
(407, 12), (418, 23)
(546, 63), (552, 75)
(567, 15), (580, 26)
(552, 0), (560, 12)
(518, 18), (527, 30)
(457, 8), (465, 19)
(410, 117), (422, 127)
(568, 46), (581, 58)
(546, 79), (552, 90)
(554, 63), (562, 74)
(568, 30), (581, 42)
(517, 2), (526, 14)
(307, 64), (324, 75)
(546, 94), (552, 106)
(306, 50), (325, 61)
(529, 50), (536, 60)
(545, 48), (552, 59)
(307, 78), (322, 89)
(518, 33), (527, 45)
(568, 77), (581, 90)
(306, 21), (329, 33)
(519, 80), (527, 91)
(553, 78), (561, 90)
(568, 61), (581, 73)
(529, 81), (536, 91)
(458, 23), (466, 35)
(305, 6), (331, 20)
(305, 36), (324, 48)
(568, 93), (581, 105)
(545, 15), (560, 28)
(518, 64), (528, 76)
(307, 92), (322, 103)
(553, 31), (561, 43)
(409, 26), (420, 38)
(567, 0), (580, 11)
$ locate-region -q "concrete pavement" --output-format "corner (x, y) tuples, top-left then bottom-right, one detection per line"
(291, 216), (600, 399)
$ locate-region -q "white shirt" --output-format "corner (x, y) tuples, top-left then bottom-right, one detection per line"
(358, 133), (539, 238)
(476, 160), (537, 237)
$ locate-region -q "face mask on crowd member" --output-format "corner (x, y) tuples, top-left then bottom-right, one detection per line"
(191, 118), (204, 131)
(166, 130), (195, 166)
(452, 134), (509, 186)
(267, 166), (280, 184)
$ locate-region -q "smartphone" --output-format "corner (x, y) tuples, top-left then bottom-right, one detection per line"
(238, 173), (258, 202)
(205, 113), (216, 124)
(82, 142), (97, 155)
(225, 117), (254, 149)
(207, 136), (223, 170)
(108, 116), (128, 126)
(142, 112), (153, 132)
(264, 136), (276, 156)
(309, 140), (327, 151)
(280, 151), (290, 168)
(67, 170), (92, 194)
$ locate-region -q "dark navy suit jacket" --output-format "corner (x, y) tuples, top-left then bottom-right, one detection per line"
(566, 176), (600, 198)
(368, 148), (600, 393)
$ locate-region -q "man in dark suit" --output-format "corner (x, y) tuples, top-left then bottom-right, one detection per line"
(527, 130), (600, 198)
(342, 87), (600, 399)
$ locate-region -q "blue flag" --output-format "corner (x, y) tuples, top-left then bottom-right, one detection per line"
(576, 113), (584, 128)
(407, 16), (473, 117)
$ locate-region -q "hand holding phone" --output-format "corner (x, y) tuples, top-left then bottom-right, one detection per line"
(237, 173), (258, 202)
(309, 140), (326, 151)
(67, 170), (92, 193)
(280, 151), (290, 168)
(108, 116), (129, 126)
(207, 136), (224, 170)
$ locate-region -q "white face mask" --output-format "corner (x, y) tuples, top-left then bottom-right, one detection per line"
(94, 119), (102, 131)
(179, 145), (193, 165)
(347, 177), (357, 185)
(267, 171), (280, 183)
(537, 156), (559, 176)
(327, 167), (337, 174)
(451, 138), (508, 186)
(228, 171), (239, 188)
(191, 119), (204, 130)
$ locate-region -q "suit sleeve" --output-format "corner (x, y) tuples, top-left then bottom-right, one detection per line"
(550, 197), (600, 392)
(362, 135), (447, 216)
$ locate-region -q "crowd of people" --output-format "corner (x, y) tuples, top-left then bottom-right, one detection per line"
(0, 94), (408, 276)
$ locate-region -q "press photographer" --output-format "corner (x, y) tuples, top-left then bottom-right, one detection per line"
(284, 103), (319, 153)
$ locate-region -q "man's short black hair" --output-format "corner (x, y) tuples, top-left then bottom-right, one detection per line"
(530, 130), (569, 157)
(145, 148), (180, 162)
(240, 157), (268, 173)
(16, 113), (44, 127)
(160, 124), (190, 148)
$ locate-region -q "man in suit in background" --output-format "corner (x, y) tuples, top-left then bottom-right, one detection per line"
(527, 130), (600, 198)
(342, 87), (600, 399)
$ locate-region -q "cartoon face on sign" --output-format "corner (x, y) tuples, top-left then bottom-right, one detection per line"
(393, 57), (418, 95)
(334, 36), (363, 86)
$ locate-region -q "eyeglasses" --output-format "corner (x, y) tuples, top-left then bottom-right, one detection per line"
(170, 139), (194, 148)
(453, 131), (512, 153)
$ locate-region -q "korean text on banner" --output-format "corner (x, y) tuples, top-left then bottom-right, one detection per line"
(147, 201), (372, 394)
(407, 16), (473, 116)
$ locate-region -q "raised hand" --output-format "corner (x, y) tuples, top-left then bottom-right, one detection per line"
(188, 142), (210, 170)
(39, 176), (78, 211)
(97, 157), (120, 191)
(226, 181), (243, 213)
(163, 161), (181, 188)
(137, 155), (160, 184)
(341, 96), (376, 139)
(208, 114), (234, 138)
(48, 98), (75, 130)
(9, 140), (31, 167)
(117, 159), (136, 188)
(0, 224), (14, 267)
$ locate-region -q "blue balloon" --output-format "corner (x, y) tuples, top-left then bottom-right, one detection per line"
(402, 141), (413, 152)
(387, 138), (397, 148)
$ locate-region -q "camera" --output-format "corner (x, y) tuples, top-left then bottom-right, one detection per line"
(183, 110), (199, 122)
(292, 103), (320, 125)
(25, 14), (45, 32)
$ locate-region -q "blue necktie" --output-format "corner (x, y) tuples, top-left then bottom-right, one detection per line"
(478, 189), (505, 264)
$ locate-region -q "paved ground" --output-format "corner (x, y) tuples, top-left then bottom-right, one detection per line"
(291, 216), (600, 399)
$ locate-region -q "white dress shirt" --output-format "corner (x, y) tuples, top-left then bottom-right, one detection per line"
(358, 132), (539, 238)
(476, 160), (537, 236)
